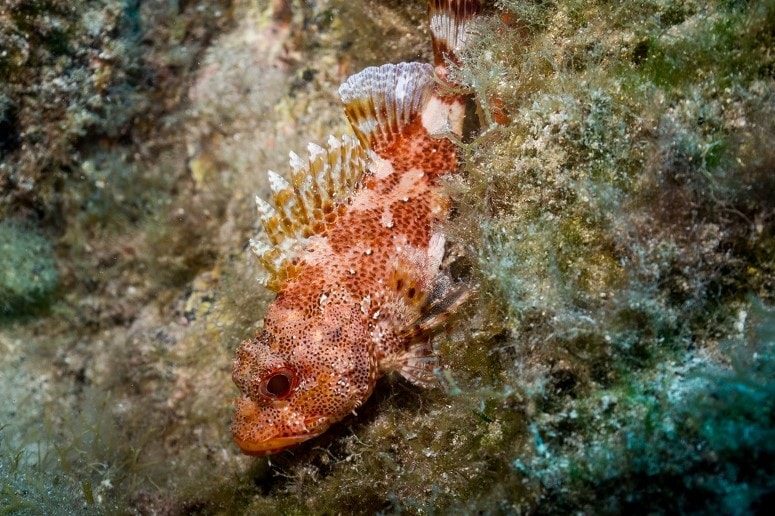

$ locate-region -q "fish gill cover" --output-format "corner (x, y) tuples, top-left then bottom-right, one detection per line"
(0, 0), (773, 513)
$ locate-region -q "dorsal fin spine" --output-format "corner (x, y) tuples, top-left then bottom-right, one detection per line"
(267, 169), (288, 193)
(286, 151), (312, 227)
(306, 144), (326, 211)
(271, 188), (295, 235)
(255, 194), (275, 219)
(307, 152), (327, 210)
(307, 142), (325, 160)
(255, 195), (282, 246)
(290, 180), (311, 228)
(325, 149), (338, 197)
(251, 135), (367, 291)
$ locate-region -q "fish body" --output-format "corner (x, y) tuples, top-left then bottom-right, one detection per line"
(232, 1), (481, 455)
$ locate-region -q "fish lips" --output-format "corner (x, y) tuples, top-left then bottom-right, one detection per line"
(234, 433), (323, 456)
(232, 396), (329, 455)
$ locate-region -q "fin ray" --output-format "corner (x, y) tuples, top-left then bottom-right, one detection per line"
(429, 0), (482, 70)
(251, 134), (367, 291)
(338, 62), (434, 149)
(398, 340), (439, 387)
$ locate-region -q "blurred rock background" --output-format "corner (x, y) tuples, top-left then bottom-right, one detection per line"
(1, 0), (773, 513)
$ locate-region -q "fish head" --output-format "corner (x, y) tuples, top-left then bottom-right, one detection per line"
(231, 299), (376, 455)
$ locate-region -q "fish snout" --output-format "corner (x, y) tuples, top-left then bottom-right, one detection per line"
(232, 396), (327, 455)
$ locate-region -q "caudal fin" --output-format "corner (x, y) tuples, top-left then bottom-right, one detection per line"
(429, 0), (482, 79)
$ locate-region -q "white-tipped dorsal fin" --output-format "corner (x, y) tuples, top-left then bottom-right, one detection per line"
(288, 151), (304, 172)
(267, 169), (289, 193)
(338, 62), (434, 150)
(250, 135), (367, 291)
(307, 142), (325, 160)
(255, 194), (275, 219)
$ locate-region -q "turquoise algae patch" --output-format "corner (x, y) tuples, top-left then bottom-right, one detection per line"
(0, 220), (59, 315)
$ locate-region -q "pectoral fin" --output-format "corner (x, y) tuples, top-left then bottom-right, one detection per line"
(397, 340), (439, 387)
(394, 276), (474, 388)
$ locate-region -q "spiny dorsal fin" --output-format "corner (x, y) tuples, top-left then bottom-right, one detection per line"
(338, 62), (434, 150)
(429, 0), (482, 70)
(250, 134), (367, 291)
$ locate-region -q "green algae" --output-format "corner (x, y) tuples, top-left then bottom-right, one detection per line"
(0, 0), (232, 220)
(0, 221), (59, 316)
(522, 301), (775, 514)
(442, 0), (775, 511)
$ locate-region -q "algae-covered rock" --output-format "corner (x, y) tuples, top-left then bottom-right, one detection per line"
(0, 221), (58, 315)
(0, 0), (231, 220)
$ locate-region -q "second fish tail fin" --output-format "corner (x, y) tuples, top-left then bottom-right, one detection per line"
(428, 0), (482, 84)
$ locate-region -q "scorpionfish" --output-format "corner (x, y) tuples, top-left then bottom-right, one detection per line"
(232, 0), (482, 455)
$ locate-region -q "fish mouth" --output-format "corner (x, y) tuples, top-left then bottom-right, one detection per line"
(234, 432), (323, 456)
(232, 396), (329, 455)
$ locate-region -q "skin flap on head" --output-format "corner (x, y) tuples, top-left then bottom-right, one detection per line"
(338, 62), (435, 150)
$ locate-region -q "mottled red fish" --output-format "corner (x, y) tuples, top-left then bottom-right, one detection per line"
(232, 0), (481, 455)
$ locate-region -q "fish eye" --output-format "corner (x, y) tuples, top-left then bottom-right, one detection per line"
(261, 369), (294, 399)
